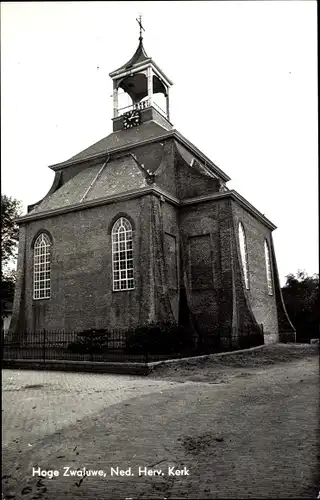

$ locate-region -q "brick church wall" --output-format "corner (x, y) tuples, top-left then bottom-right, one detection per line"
(13, 189), (283, 346)
(231, 201), (279, 343)
(176, 163), (220, 200)
(179, 198), (228, 339)
(21, 196), (157, 332)
(178, 196), (279, 344)
(161, 201), (180, 321)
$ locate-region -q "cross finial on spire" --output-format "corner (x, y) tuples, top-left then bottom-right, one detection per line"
(136, 14), (145, 41)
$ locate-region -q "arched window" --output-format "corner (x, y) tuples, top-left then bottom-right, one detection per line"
(264, 239), (273, 295)
(112, 217), (134, 291)
(238, 222), (250, 289)
(33, 233), (51, 299)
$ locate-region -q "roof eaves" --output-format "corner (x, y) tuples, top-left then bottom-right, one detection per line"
(16, 186), (180, 224)
(181, 190), (276, 230)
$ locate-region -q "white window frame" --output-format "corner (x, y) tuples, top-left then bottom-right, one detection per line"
(112, 217), (135, 291)
(238, 222), (250, 290)
(33, 233), (51, 300)
(264, 239), (273, 295)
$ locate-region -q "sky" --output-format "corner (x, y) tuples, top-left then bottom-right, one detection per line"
(1, 1), (318, 285)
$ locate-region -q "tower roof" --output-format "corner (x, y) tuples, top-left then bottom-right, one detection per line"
(110, 38), (150, 75)
(110, 15), (151, 77)
(109, 18), (172, 87)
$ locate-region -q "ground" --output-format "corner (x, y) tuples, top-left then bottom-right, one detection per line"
(2, 344), (319, 499)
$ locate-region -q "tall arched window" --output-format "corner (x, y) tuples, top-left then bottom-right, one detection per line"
(112, 217), (134, 291)
(264, 239), (273, 295)
(33, 233), (51, 299)
(238, 222), (250, 289)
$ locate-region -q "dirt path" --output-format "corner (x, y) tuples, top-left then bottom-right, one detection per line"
(2, 345), (319, 499)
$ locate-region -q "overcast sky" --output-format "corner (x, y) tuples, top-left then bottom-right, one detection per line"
(1, 1), (318, 285)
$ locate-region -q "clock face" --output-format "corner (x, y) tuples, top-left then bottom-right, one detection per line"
(123, 110), (140, 129)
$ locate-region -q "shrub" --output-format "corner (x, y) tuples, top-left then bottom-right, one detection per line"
(125, 322), (194, 354)
(67, 329), (110, 354)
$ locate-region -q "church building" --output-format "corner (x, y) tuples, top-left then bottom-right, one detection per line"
(10, 22), (295, 347)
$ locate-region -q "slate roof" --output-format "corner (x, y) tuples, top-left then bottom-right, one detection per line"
(31, 165), (102, 214)
(30, 156), (147, 215)
(67, 121), (169, 164)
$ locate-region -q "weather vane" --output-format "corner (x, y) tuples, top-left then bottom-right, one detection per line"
(136, 14), (145, 40)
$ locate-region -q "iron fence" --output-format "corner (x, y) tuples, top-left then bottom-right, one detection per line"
(2, 324), (264, 364)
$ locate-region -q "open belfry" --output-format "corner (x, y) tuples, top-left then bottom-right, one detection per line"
(10, 18), (295, 346)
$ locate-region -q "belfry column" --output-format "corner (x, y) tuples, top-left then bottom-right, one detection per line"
(147, 66), (153, 107)
(166, 90), (170, 121)
(113, 81), (119, 118)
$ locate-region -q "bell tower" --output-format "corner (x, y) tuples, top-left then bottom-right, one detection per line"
(109, 16), (173, 132)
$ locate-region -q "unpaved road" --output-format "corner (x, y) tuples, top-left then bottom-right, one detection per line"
(2, 344), (319, 499)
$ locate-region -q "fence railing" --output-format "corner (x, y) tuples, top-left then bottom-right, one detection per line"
(117, 99), (166, 118)
(118, 100), (150, 116)
(2, 324), (264, 364)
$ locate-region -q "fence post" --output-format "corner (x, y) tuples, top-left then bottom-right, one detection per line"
(43, 329), (46, 362)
